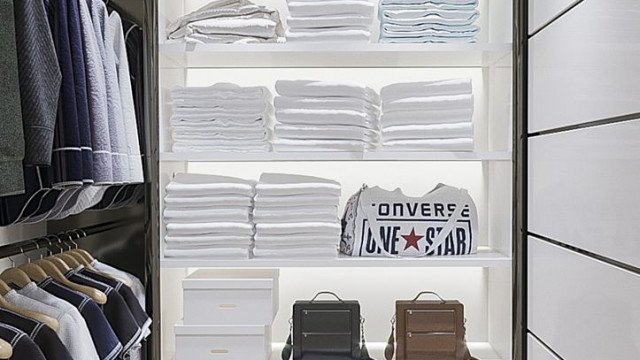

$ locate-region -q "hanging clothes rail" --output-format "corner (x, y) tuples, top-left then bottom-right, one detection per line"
(0, 219), (136, 260)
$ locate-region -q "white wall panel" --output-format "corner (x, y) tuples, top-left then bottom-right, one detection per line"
(528, 119), (640, 268)
(528, 0), (640, 132)
(528, 335), (561, 360)
(528, 0), (580, 35)
(528, 237), (640, 360)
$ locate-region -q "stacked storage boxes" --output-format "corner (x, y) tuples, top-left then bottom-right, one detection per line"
(175, 269), (279, 360)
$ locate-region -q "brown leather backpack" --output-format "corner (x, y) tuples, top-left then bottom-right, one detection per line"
(385, 292), (478, 360)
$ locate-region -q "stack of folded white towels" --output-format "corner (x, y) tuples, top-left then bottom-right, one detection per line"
(286, 0), (375, 42)
(378, 0), (480, 43)
(163, 173), (255, 259)
(380, 79), (474, 151)
(166, 0), (285, 44)
(170, 83), (272, 152)
(253, 173), (341, 258)
(273, 80), (380, 152)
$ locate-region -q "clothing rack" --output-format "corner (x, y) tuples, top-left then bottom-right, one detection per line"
(0, 219), (137, 261)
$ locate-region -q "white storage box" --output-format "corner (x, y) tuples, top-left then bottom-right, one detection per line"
(183, 269), (279, 325)
(175, 321), (271, 360)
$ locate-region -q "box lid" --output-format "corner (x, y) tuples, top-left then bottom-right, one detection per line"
(175, 321), (269, 336)
(183, 269), (279, 290)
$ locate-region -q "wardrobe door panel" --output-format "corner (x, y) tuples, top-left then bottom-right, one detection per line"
(528, 119), (640, 268)
(528, 237), (640, 360)
(528, 0), (640, 133)
(528, 0), (579, 35)
(527, 335), (560, 360)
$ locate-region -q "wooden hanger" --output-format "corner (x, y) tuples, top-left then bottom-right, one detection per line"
(0, 338), (12, 359)
(33, 260), (107, 305)
(0, 280), (60, 332)
(19, 262), (49, 283)
(55, 253), (81, 269)
(0, 268), (32, 289)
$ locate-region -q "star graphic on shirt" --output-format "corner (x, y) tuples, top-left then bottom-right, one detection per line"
(402, 228), (424, 251)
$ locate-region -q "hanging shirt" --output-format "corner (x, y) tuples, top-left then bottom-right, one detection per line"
(0, 308), (73, 360)
(91, 260), (145, 309)
(79, 267), (151, 338)
(18, 282), (100, 360)
(5, 289), (99, 360)
(0, 323), (47, 360)
(39, 277), (122, 360)
(65, 268), (143, 354)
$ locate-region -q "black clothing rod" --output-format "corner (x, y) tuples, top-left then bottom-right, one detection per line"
(0, 219), (136, 260)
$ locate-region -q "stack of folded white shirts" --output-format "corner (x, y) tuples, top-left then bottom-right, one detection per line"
(253, 173), (341, 258)
(378, 0), (480, 43)
(163, 173), (256, 259)
(286, 0), (375, 42)
(170, 83), (273, 152)
(380, 79), (474, 151)
(166, 0), (285, 44)
(273, 80), (380, 152)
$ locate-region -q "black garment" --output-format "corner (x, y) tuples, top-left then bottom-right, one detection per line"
(122, 19), (145, 158)
(0, 323), (47, 360)
(66, 269), (142, 354)
(80, 267), (151, 333)
(39, 277), (122, 360)
(0, 308), (73, 360)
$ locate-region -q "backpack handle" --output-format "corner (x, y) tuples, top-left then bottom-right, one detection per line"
(310, 291), (345, 303)
(412, 291), (446, 304)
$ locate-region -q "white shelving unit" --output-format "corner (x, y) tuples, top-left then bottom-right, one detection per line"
(158, 1), (514, 359)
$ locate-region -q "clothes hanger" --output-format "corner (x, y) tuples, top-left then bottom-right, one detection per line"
(19, 240), (49, 282)
(52, 233), (82, 269)
(0, 254), (32, 289)
(33, 259), (107, 305)
(0, 279), (60, 332)
(65, 231), (133, 286)
(42, 236), (73, 274)
(0, 338), (12, 359)
(61, 230), (92, 267)
(69, 230), (96, 264)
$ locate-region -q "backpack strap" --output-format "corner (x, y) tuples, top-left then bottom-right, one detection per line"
(360, 188), (468, 257)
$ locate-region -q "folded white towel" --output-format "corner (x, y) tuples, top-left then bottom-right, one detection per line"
(172, 107), (271, 119)
(381, 9), (479, 24)
(171, 84), (272, 100)
(276, 108), (377, 127)
(276, 80), (379, 103)
(380, 0), (477, 7)
(165, 195), (253, 207)
(254, 204), (338, 214)
(287, 15), (373, 29)
(164, 208), (251, 223)
(382, 138), (474, 151)
(255, 193), (340, 206)
(380, 36), (477, 44)
(170, 17), (279, 40)
(252, 246), (337, 258)
(170, 113), (267, 125)
(256, 173), (341, 195)
(172, 143), (271, 152)
(288, 1), (374, 18)
(275, 124), (378, 141)
(164, 247), (249, 259)
(381, 108), (472, 126)
(383, 22), (479, 33)
(272, 139), (376, 152)
(253, 212), (339, 223)
(381, 27), (479, 38)
(381, 79), (472, 103)
(166, 222), (255, 236)
(173, 138), (270, 147)
(255, 222), (341, 235)
(383, 94), (474, 112)
(173, 99), (269, 113)
(275, 96), (379, 113)
(286, 29), (371, 42)
(165, 242), (252, 250)
(167, 173), (255, 194)
(382, 122), (473, 140)
(166, 234), (253, 245)
(255, 233), (338, 244)
(380, 2), (477, 11)
(172, 130), (270, 142)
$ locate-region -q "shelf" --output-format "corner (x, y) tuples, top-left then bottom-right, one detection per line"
(271, 342), (504, 360)
(160, 42), (513, 68)
(160, 151), (512, 162)
(160, 247), (511, 268)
